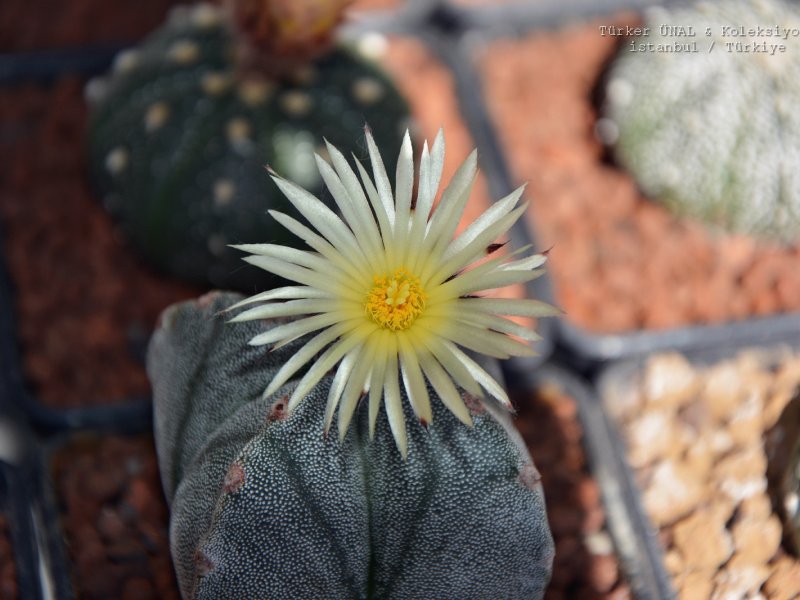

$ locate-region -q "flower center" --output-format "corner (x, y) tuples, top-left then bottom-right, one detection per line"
(365, 268), (426, 331)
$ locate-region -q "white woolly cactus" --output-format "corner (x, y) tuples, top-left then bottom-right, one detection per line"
(601, 0), (800, 241)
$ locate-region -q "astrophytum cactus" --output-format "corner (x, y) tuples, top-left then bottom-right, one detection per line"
(87, 1), (409, 289)
(148, 291), (555, 599)
(602, 0), (800, 240)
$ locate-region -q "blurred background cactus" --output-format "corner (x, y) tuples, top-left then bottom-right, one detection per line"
(600, 0), (800, 242)
(148, 292), (554, 599)
(87, 1), (410, 290)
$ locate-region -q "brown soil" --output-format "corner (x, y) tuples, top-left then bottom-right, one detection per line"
(0, 79), (202, 409)
(51, 434), (180, 600)
(0, 514), (18, 600)
(515, 383), (630, 599)
(478, 16), (800, 333)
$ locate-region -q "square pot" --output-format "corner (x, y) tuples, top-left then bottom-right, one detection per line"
(597, 344), (800, 598)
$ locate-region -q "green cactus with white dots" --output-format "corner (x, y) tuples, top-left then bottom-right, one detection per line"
(147, 291), (554, 599)
(87, 2), (410, 289)
(602, 0), (800, 241)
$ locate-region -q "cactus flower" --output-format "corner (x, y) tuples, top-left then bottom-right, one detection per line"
(230, 129), (558, 456)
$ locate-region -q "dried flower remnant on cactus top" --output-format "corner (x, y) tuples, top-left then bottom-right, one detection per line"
(230, 0), (353, 61)
(230, 129), (559, 456)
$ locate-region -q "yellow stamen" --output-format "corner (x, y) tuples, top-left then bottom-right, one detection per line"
(365, 268), (426, 331)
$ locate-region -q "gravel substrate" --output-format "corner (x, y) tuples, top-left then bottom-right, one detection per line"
(604, 349), (800, 598)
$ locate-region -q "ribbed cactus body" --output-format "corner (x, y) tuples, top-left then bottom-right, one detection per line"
(88, 4), (409, 289)
(148, 292), (554, 599)
(603, 0), (800, 241)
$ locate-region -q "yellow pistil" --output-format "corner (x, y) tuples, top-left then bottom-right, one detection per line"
(365, 268), (426, 331)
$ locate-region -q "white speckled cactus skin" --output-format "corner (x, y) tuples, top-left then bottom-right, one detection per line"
(603, 0), (800, 241)
(148, 292), (554, 599)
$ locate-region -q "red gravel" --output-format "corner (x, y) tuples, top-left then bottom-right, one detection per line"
(478, 15), (800, 333)
(51, 434), (180, 600)
(0, 79), (201, 408)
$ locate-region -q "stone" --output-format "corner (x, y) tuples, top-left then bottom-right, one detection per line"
(711, 559), (769, 600)
(702, 362), (747, 422)
(763, 555), (800, 600)
(677, 569), (715, 600)
(643, 353), (699, 409)
(727, 388), (765, 447)
(731, 514), (782, 566)
(625, 410), (681, 468)
(672, 507), (733, 571)
(643, 460), (705, 526)
(716, 447), (768, 503)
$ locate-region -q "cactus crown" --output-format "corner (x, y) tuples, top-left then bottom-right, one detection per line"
(228, 129), (559, 457)
(228, 0), (353, 67)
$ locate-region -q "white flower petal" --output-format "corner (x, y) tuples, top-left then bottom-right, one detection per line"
(441, 321), (535, 359)
(368, 332), (390, 439)
(426, 247), (532, 303)
(418, 348), (472, 427)
(241, 244), (365, 297)
(365, 127), (396, 228)
(454, 311), (542, 342)
(243, 255), (363, 301)
(247, 312), (348, 347)
(354, 157), (395, 267)
(444, 341), (511, 408)
(324, 348), (361, 433)
(314, 153), (383, 273)
(382, 342), (407, 458)
(427, 129), (445, 207)
(421, 149), (477, 255)
(337, 344), (373, 440)
(414, 333), (483, 398)
(437, 266), (545, 298)
(427, 203), (528, 286)
(223, 286), (329, 312)
(458, 297), (563, 318)
(394, 130), (414, 259)
(271, 174), (371, 271)
(288, 324), (371, 411)
(266, 211), (367, 281)
(230, 298), (335, 324)
(443, 184), (525, 262)
(264, 321), (356, 398)
(500, 253), (548, 271)
(398, 334), (432, 425)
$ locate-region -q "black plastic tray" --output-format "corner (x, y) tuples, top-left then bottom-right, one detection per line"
(406, 0), (800, 377)
(595, 338), (800, 600)
(505, 360), (675, 600)
(37, 421), (166, 600)
(0, 416), (73, 600)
